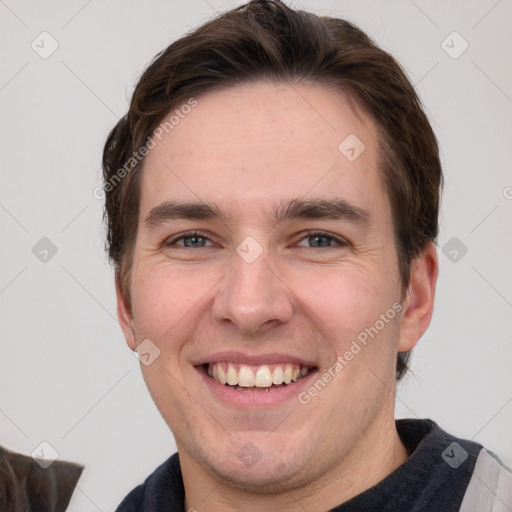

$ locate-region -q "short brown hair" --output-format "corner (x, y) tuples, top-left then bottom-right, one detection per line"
(101, 0), (442, 380)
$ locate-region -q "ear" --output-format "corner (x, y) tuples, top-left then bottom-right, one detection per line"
(398, 242), (439, 352)
(116, 276), (137, 351)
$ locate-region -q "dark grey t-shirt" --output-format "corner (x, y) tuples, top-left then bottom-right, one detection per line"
(115, 418), (512, 511)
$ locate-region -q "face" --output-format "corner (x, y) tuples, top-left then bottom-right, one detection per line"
(118, 81), (430, 492)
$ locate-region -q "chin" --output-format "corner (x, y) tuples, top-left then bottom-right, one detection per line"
(188, 433), (318, 494)
(206, 454), (311, 494)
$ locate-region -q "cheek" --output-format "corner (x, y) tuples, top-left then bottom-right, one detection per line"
(129, 261), (227, 374)
(130, 246), (400, 357)
(129, 266), (209, 407)
(295, 262), (401, 385)
(294, 263), (393, 337)
(131, 263), (207, 333)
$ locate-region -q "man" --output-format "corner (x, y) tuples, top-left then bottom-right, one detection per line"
(101, 1), (512, 510)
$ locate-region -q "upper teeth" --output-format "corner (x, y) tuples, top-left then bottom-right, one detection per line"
(207, 362), (309, 387)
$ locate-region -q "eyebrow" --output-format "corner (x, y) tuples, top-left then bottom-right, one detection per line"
(144, 198), (371, 229)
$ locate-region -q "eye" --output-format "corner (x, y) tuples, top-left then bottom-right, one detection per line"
(296, 231), (348, 248)
(165, 231), (214, 248)
(164, 230), (349, 250)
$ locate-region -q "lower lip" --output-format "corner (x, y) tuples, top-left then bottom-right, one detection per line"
(196, 365), (318, 408)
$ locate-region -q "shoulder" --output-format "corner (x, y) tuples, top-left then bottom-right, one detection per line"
(397, 418), (512, 510)
(459, 447), (512, 511)
(115, 452), (183, 512)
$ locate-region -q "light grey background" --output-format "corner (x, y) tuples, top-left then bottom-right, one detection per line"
(1, 0), (511, 509)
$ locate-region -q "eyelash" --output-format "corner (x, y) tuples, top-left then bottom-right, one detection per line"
(165, 230), (349, 249)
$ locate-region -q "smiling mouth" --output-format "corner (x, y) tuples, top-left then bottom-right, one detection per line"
(202, 362), (316, 392)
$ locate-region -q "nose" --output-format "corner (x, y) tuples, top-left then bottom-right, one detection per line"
(212, 246), (294, 335)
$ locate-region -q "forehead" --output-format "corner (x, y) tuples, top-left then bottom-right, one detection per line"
(139, 81), (387, 223)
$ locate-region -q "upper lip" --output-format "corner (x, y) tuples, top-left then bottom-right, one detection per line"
(191, 351), (318, 367)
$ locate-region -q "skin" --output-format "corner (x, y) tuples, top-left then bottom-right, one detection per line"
(117, 81), (438, 511)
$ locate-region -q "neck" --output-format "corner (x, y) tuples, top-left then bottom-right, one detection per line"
(180, 407), (408, 512)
